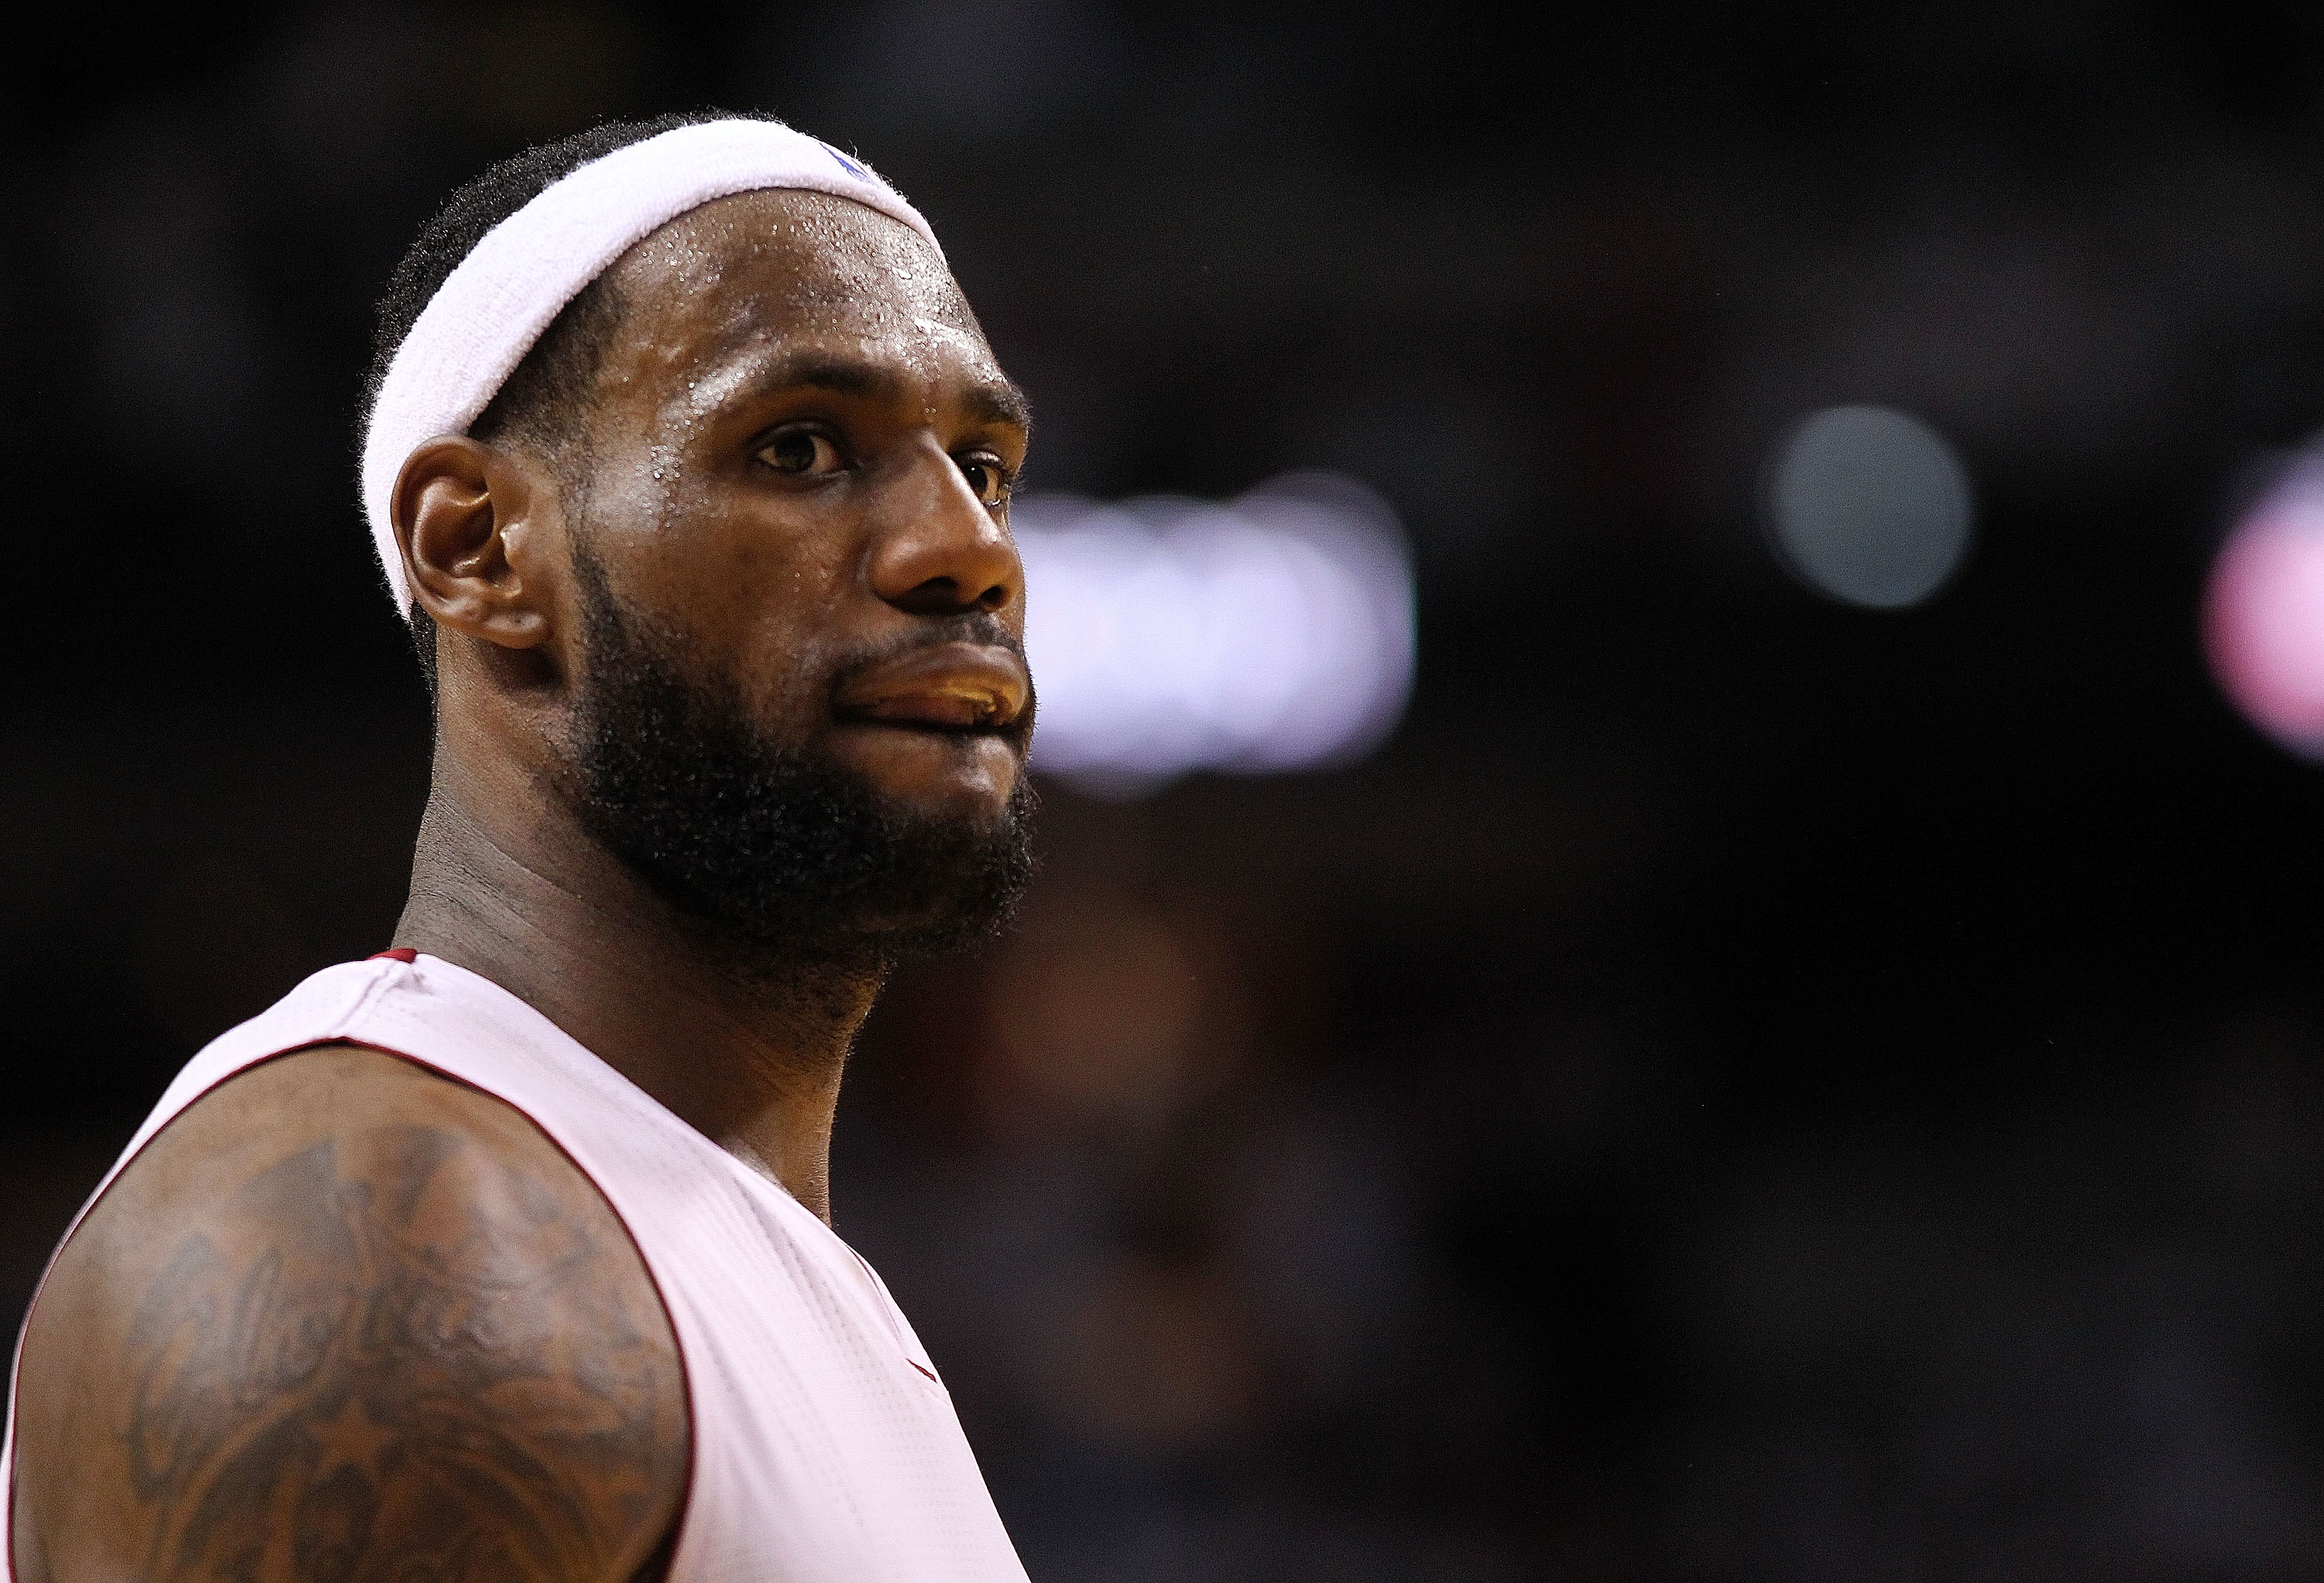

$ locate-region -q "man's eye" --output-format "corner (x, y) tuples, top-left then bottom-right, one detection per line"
(755, 428), (843, 476)
(957, 455), (1011, 506)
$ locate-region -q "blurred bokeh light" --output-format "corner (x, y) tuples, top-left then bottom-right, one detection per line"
(1016, 472), (1415, 794)
(1765, 405), (1975, 609)
(2206, 456), (2324, 757)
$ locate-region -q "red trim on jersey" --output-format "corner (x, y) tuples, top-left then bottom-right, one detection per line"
(371, 948), (420, 963)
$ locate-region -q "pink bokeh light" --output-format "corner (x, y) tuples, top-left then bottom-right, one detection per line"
(2205, 492), (2324, 759)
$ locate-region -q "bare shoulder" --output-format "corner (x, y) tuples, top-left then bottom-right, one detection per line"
(12, 1043), (688, 1583)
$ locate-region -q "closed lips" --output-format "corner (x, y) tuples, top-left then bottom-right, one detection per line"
(834, 644), (1030, 730)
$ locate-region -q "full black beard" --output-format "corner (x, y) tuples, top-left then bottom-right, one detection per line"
(565, 547), (1036, 975)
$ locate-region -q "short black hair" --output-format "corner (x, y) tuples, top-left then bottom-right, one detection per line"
(366, 109), (760, 695)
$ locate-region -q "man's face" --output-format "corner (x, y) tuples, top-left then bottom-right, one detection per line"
(542, 189), (1038, 960)
(558, 188), (1033, 817)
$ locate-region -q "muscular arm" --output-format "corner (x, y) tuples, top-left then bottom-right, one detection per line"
(11, 1046), (688, 1583)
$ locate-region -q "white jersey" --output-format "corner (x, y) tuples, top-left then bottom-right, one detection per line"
(2, 951), (1030, 1583)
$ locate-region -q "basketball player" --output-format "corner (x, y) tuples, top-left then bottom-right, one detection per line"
(4, 115), (1040, 1581)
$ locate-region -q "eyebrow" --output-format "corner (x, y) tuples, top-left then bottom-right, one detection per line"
(961, 378), (1033, 433)
(734, 352), (1032, 434)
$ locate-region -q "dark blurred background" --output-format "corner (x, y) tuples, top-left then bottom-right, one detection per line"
(9, 2), (2324, 1577)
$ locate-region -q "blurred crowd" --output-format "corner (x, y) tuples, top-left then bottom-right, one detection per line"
(828, 798), (2324, 1580)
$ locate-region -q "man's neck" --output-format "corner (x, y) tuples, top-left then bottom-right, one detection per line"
(390, 774), (882, 1223)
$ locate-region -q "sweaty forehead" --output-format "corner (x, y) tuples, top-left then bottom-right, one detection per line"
(595, 187), (989, 380)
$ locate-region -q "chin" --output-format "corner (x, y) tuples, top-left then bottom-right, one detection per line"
(830, 724), (1026, 820)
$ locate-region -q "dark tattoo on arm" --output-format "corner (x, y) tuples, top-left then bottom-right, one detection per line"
(115, 1125), (682, 1583)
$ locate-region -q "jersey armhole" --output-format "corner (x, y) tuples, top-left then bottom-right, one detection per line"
(5, 1034), (699, 1583)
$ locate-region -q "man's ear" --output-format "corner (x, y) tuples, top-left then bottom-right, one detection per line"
(392, 435), (559, 649)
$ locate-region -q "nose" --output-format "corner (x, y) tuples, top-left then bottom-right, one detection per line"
(866, 439), (1023, 620)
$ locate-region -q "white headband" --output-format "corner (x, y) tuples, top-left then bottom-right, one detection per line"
(360, 118), (939, 616)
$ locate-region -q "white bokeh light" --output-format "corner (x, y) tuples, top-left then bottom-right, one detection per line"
(1015, 471), (1415, 795)
(1766, 404), (1975, 609)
